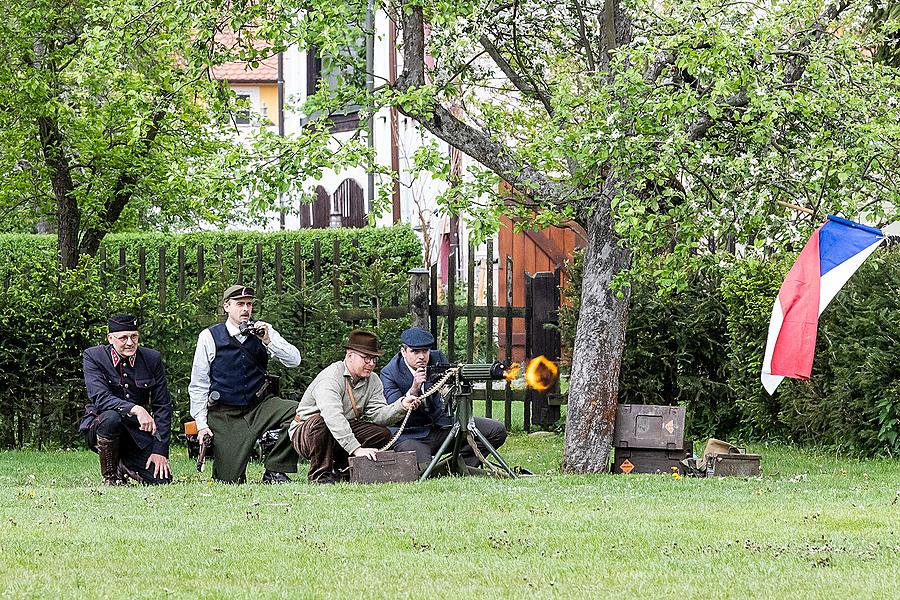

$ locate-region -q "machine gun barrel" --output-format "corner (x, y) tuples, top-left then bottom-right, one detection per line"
(427, 361), (508, 383)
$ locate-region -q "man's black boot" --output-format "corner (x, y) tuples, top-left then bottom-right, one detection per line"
(96, 436), (126, 486)
(262, 470), (292, 484)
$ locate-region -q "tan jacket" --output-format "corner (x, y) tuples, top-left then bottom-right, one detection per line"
(291, 360), (406, 454)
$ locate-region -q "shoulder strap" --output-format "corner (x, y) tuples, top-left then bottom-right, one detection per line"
(345, 378), (361, 419)
(233, 337), (268, 373)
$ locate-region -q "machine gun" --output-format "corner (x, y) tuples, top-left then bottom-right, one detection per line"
(419, 361), (517, 480)
(426, 361), (507, 384)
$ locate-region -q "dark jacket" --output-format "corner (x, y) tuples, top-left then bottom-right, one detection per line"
(380, 350), (452, 440)
(81, 344), (173, 456)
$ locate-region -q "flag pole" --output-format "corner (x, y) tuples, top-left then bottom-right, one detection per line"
(776, 200), (815, 215)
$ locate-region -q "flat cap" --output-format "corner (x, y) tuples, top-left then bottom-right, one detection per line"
(223, 285), (254, 301)
(399, 327), (435, 350)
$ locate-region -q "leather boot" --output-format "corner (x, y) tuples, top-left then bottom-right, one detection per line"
(96, 436), (125, 485)
(117, 461), (144, 484)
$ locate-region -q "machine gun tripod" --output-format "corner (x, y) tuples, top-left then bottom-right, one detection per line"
(419, 362), (517, 481)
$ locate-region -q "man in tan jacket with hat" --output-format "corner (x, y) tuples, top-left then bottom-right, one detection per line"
(291, 330), (421, 484)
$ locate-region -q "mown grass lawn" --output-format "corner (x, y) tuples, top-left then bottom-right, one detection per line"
(0, 434), (897, 599)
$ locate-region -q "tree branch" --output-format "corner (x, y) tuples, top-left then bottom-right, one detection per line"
(684, 2), (849, 142)
(77, 105), (168, 257)
(643, 50), (673, 84)
(784, 1), (850, 85)
(396, 2), (586, 209)
(479, 34), (554, 116)
(571, 0), (598, 72)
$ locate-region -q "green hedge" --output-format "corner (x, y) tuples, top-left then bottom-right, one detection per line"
(0, 227), (419, 307)
(560, 246), (900, 456)
(0, 226), (422, 449)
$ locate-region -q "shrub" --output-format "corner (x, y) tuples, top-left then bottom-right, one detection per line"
(0, 227), (422, 448)
(560, 246), (900, 455)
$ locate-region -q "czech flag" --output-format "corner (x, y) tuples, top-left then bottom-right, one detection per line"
(761, 216), (884, 395)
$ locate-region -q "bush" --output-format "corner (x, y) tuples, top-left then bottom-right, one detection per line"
(560, 246), (900, 455)
(0, 227), (422, 448)
(720, 257), (788, 439)
(778, 247), (900, 454)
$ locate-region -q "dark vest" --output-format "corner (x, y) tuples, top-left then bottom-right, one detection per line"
(209, 323), (268, 406)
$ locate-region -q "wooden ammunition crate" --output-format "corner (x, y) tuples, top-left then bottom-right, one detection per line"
(612, 442), (693, 475)
(349, 451), (419, 483)
(614, 404), (687, 450)
(705, 452), (761, 477)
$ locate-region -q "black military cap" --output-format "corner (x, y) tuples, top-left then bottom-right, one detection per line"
(108, 314), (139, 333)
(399, 327), (434, 350)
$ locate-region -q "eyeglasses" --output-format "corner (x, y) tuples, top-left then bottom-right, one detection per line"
(112, 333), (139, 344)
(354, 352), (378, 365)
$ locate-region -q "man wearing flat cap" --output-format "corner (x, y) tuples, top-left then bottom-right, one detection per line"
(380, 326), (507, 472)
(291, 330), (422, 484)
(80, 314), (173, 485)
(188, 285), (301, 484)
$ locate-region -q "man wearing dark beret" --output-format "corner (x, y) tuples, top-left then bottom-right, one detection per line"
(379, 326), (507, 472)
(188, 285), (301, 484)
(80, 314), (173, 485)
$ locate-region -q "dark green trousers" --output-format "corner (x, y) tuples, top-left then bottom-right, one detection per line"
(207, 396), (299, 483)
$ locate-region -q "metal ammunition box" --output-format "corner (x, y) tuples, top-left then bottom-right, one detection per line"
(705, 452), (761, 477)
(614, 404), (687, 450)
(349, 451), (419, 483)
(612, 442), (693, 475)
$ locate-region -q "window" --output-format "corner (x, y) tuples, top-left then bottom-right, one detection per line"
(231, 87), (260, 127)
(234, 93), (252, 125)
(305, 30), (367, 133)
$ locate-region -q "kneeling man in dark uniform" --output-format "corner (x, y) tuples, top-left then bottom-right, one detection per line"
(291, 330), (421, 484)
(80, 314), (173, 485)
(380, 327), (507, 472)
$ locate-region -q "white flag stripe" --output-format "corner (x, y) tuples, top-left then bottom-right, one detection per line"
(761, 300), (786, 395)
(817, 238), (884, 314)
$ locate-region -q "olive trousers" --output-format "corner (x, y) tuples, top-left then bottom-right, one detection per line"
(207, 396), (299, 483)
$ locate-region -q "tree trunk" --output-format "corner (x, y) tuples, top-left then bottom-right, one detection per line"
(562, 0), (633, 472)
(38, 116), (80, 269)
(563, 183), (632, 472)
(392, 0), (635, 470)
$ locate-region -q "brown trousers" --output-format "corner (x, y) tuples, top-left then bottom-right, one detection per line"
(293, 414), (391, 483)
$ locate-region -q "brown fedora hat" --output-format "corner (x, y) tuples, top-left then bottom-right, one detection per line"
(344, 330), (385, 356)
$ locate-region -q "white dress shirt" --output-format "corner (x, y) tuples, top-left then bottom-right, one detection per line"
(188, 320), (300, 430)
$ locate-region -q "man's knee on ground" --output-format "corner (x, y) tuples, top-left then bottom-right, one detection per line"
(477, 418), (508, 447)
(395, 440), (431, 464)
(96, 410), (126, 438)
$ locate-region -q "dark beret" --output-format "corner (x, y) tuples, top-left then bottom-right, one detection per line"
(108, 314), (139, 333)
(400, 327), (435, 350)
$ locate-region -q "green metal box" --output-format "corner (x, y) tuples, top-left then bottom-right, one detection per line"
(614, 404), (687, 450)
(705, 452), (761, 477)
(348, 451), (419, 483)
